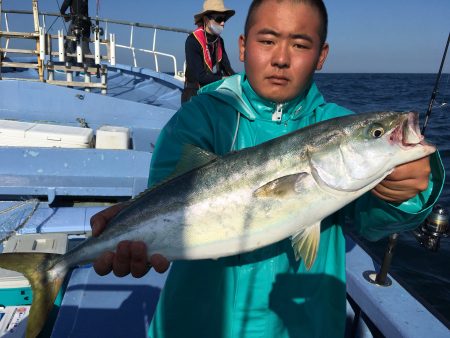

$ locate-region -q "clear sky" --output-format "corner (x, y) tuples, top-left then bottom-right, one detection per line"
(4, 0), (450, 73)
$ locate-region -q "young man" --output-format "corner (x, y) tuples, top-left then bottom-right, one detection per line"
(182, 0), (236, 103)
(91, 1), (443, 336)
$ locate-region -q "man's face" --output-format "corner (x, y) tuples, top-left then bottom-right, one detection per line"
(239, 0), (329, 103)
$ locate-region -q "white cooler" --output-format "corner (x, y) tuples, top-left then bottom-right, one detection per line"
(0, 119), (93, 148)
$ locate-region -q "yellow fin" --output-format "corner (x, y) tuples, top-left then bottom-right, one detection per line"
(291, 222), (321, 270)
(0, 253), (66, 338)
(253, 173), (309, 198)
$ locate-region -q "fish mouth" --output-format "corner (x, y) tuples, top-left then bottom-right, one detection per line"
(390, 112), (429, 148)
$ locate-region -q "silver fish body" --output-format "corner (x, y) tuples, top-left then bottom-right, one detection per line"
(58, 111), (435, 268)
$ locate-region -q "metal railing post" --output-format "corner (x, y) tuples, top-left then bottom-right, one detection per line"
(152, 29), (158, 72)
(32, 0), (44, 81)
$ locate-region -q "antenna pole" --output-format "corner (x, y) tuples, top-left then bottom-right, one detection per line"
(422, 32), (450, 136)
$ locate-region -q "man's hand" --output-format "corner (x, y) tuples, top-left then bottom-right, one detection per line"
(90, 203), (170, 278)
(372, 156), (431, 203)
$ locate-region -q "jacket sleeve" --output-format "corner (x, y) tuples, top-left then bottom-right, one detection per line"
(344, 151), (445, 241)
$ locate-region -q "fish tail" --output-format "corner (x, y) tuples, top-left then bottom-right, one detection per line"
(0, 252), (67, 338)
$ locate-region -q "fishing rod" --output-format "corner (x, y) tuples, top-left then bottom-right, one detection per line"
(421, 32), (450, 136)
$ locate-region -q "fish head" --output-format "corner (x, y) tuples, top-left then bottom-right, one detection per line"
(309, 111), (436, 192)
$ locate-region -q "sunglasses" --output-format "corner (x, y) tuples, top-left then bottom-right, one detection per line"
(208, 14), (227, 23)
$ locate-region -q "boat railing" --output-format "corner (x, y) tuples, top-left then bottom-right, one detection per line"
(0, 7), (109, 91)
(99, 17), (189, 80)
(0, 8), (189, 82)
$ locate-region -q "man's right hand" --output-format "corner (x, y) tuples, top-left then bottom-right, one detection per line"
(90, 203), (170, 278)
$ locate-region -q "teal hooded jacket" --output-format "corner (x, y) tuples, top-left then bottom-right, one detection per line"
(148, 74), (444, 338)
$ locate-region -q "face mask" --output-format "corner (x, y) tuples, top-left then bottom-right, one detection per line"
(208, 21), (223, 36)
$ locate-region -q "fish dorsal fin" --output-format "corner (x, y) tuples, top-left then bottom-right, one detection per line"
(128, 145), (218, 204)
(253, 173), (309, 198)
(291, 221), (321, 270)
(152, 144), (217, 189)
(172, 144), (218, 178)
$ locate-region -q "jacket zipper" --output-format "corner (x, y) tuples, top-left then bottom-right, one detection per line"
(272, 103), (283, 123)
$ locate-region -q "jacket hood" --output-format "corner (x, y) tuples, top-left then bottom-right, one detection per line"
(199, 73), (326, 121)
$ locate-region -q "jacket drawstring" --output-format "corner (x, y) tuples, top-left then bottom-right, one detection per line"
(230, 111), (241, 151)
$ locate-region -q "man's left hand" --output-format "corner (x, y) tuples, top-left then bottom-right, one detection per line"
(372, 156), (431, 203)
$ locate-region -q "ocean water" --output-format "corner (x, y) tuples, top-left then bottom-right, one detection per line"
(314, 73), (450, 325)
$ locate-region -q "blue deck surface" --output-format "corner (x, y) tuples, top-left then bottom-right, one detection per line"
(51, 265), (169, 338)
(345, 237), (449, 338)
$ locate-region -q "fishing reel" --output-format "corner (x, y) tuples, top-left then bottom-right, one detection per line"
(413, 204), (449, 251)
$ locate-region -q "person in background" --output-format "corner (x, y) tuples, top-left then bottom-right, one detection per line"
(90, 0), (444, 337)
(60, 0), (94, 67)
(182, 0), (236, 103)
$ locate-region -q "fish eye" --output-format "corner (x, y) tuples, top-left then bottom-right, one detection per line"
(370, 124), (384, 138)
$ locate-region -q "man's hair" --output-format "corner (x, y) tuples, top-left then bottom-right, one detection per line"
(244, 0), (328, 46)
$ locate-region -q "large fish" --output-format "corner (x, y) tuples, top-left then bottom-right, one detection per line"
(0, 111), (436, 337)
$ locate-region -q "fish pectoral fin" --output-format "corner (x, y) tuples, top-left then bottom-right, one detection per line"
(253, 173), (309, 198)
(291, 221), (321, 270)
